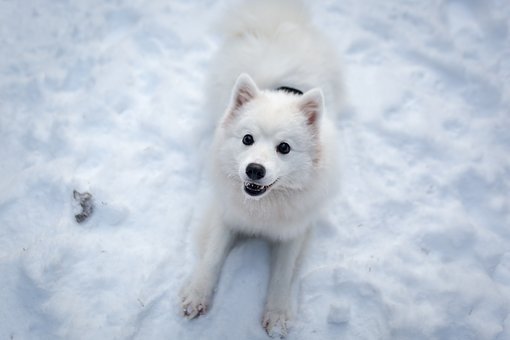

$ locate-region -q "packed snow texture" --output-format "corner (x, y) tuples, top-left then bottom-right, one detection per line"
(1, 0), (509, 339)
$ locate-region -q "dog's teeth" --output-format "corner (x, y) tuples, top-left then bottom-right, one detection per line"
(245, 182), (264, 191)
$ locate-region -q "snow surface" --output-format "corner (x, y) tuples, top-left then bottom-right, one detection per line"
(1, 0), (509, 339)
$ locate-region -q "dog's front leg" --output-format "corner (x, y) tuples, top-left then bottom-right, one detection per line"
(263, 232), (307, 338)
(180, 214), (235, 319)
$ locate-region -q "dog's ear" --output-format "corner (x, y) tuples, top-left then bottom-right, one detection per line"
(230, 73), (259, 112)
(300, 88), (324, 126)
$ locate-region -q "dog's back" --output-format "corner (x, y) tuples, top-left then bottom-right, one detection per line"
(206, 0), (343, 122)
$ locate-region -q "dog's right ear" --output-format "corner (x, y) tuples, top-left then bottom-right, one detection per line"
(228, 73), (259, 113)
(222, 74), (259, 125)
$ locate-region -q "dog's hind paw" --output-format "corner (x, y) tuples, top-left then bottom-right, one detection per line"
(262, 309), (289, 338)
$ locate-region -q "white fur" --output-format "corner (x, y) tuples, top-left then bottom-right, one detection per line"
(181, 0), (342, 337)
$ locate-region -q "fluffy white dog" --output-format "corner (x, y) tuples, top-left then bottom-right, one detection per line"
(180, 0), (342, 337)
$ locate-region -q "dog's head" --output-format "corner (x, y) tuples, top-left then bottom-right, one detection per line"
(216, 73), (324, 199)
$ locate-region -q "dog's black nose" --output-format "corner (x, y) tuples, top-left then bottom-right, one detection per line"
(246, 163), (266, 180)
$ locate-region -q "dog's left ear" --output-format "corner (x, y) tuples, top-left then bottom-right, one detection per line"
(300, 89), (324, 126)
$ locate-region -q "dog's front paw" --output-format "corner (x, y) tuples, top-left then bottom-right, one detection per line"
(180, 285), (210, 319)
(262, 309), (289, 338)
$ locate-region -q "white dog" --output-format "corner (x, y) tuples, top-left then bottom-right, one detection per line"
(180, 0), (342, 337)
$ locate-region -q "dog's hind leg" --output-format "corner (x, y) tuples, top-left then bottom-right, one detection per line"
(263, 232), (308, 338)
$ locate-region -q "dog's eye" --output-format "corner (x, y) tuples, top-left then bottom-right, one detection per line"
(277, 142), (291, 154)
(242, 134), (254, 146)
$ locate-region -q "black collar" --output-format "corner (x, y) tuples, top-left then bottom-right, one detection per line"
(275, 86), (303, 96)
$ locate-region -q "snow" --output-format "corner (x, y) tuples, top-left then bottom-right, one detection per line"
(0, 0), (509, 339)
(327, 302), (351, 325)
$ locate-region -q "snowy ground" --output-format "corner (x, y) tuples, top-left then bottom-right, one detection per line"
(1, 0), (509, 339)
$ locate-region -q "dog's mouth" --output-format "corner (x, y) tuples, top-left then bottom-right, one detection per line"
(243, 180), (277, 197)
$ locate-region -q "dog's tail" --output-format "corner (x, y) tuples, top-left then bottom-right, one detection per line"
(216, 0), (311, 39)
